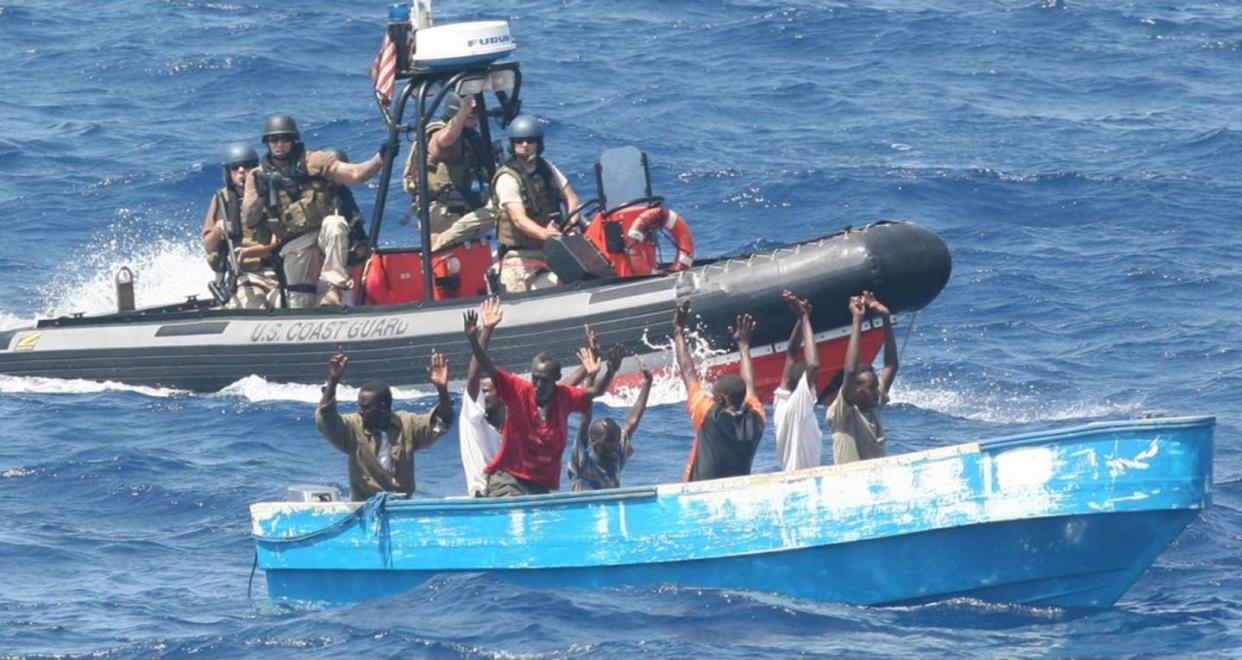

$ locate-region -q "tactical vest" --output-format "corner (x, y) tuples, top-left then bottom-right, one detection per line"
(492, 158), (564, 251)
(214, 186), (274, 272)
(259, 151), (334, 240)
(403, 121), (487, 211)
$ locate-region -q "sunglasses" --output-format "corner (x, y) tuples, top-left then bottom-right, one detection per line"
(230, 162), (257, 171)
(267, 135), (295, 144)
(512, 137), (540, 145)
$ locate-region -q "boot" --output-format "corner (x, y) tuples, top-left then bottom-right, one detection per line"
(319, 284), (348, 307)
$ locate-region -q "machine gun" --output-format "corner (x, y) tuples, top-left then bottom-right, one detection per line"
(253, 170), (301, 212)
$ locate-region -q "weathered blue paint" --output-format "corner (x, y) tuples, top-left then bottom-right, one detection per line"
(250, 416), (1214, 606)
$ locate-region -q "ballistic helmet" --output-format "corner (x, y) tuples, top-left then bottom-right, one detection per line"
(506, 115), (544, 141)
(322, 147), (349, 163)
(262, 113), (301, 142)
(222, 142), (259, 167)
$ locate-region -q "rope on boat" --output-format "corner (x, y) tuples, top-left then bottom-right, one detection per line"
(251, 492), (391, 546)
(899, 310), (919, 361)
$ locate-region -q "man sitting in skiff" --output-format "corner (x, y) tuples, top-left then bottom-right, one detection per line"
(201, 142), (281, 309)
(462, 312), (622, 497)
(491, 114), (583, 293)
(403, 91), (497, 252)
(672, 300), (767, 481)
(241, 113), (388, 307)
(316, 349), (454, 501)
(829, 291), (898, 464)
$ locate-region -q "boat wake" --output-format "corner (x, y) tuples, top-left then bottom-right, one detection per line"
(0, 374), (181, 398)
(892, 382), (1143, 424)
(39, 237), (214, 319)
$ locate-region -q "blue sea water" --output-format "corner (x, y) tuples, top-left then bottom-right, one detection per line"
(1, 0), (1240, 656)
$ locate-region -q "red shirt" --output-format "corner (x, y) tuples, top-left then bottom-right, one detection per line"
(485, 367), (593, 491)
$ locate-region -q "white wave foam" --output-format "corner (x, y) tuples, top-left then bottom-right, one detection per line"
(891, 383), (1143, 424)
(0, 374), (181, 398)
(215, 375), (436, 405)
(40, 237), (214, 319)
(0, 311), (34, 332)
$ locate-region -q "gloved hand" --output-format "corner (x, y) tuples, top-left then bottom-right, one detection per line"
(377, 141), (399, 162)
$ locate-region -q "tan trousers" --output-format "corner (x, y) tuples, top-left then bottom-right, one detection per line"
(228, 269), (281, 310)
(499, 249), (558, 293)
(280, 215), (353, 308)
(428, 203), (496, 252)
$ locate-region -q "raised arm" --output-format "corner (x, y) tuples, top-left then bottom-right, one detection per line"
(778, 290), (803, 391)
(562, 324), (600, 387)
(463, 310), (497, 378)
(465, 296), (503, 399)
(731, 313), (758, 400)
(427, 351), (454, 426)
(841, 295), (868, 405)
(794, 294), (819, 389)
(326, 150), (384, 186)
(587, 344), (623, 399)
(316, 349), (350, 452)
(671, 299), (699, 391)
(321, 349), (348, 407)
(864, 292), (898, 395)
(622, 354), (654, 440)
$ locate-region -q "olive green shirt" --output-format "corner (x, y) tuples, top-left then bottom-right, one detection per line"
(315, 398), (448, 501)
(827, 392), (887, 465)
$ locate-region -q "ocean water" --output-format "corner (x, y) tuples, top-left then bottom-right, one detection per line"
(1, 0), (1240, 656)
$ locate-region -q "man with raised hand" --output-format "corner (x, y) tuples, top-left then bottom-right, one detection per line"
(463, 313), (622, 497)
(459, 296), (506, 497)
(829, 291), (899, 464)
(315, 349), (453, 501)
(773, 290), (823, 471)
(569, 354), (654, 491)
(672, 300), (767, 482)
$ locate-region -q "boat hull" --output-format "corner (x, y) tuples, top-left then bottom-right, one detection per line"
(0, 221), (950, 392)
(251, 416), (1214, 607)
(264, 510), (1197, 607)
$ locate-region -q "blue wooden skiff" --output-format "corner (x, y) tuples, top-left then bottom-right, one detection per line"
(250, 415), (1214, 606)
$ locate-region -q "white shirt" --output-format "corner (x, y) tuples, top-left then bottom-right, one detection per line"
(459, 387), (502, 496)
(494, 160), (569, 208)
(773, 375), (823, 471)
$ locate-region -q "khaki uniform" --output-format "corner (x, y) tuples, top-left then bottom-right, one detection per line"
(403, 122), (495, 252)
(248, 150), (351, 308)
(491, 158), (567, 293)
(315, 398), (448, 501)
(209, 186), (281, 310)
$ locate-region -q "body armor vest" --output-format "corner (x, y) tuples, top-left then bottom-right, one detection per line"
(215, 186), (274, 271)
(492, 158), (564, 251)
(259, 152), (334, 240)
(403, 122), (488, 211)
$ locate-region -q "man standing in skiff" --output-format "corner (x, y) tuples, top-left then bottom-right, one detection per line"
(242, 113), (388, 307)
(491, 114), (583, 293)
(462, 312), (622, 497)
(316, 350), (454, 501)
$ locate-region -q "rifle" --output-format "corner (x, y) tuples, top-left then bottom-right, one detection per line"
(208, 192), (245, 306)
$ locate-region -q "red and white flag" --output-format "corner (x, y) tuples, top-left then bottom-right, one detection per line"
(370, 32), (397, 106)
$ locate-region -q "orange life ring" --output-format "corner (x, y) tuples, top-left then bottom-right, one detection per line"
(585, 205), (696, 277)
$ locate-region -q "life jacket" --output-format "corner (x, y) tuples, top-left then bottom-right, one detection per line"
(491, 157), (565, 251)
(402, 121), (488, 212)
(584, 206), (696, 277)
(210, 185), (273, 272)
(258, 149), (334, 240)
